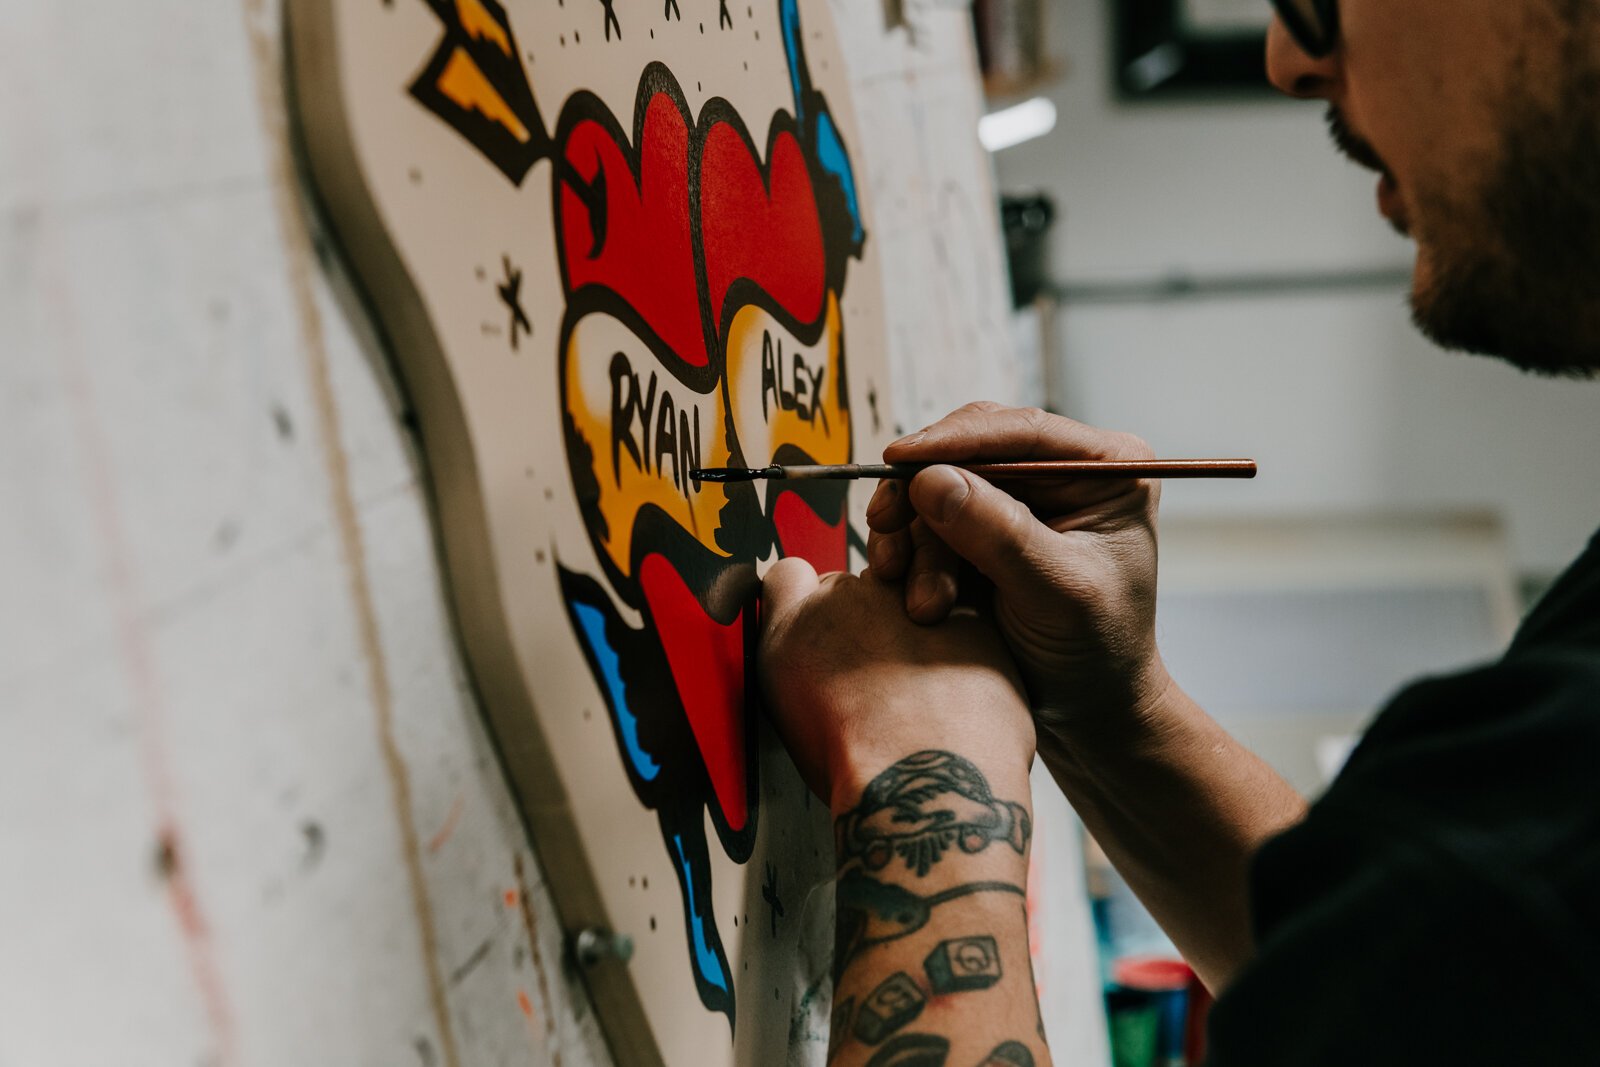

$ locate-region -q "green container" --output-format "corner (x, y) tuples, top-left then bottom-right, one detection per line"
(1106, 988), (1160, 1067)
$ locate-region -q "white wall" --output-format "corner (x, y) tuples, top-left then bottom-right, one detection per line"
(1, 4), (609, 1064)
(994, 0), (1600, 575)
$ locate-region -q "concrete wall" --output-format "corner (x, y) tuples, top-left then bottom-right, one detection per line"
(1, 4), (610, 1064)
(994, 0), (1600, 575)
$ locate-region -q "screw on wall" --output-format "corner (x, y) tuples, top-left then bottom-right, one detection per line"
(572, 927), (636, 967)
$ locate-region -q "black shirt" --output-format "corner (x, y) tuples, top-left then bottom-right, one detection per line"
(1206, 529), (1600, 1064)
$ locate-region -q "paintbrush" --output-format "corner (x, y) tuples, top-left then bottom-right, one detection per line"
(691, 459), (1257, 483)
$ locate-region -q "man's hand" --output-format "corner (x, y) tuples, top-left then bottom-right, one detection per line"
(759, 557), (1034, 810)
(865, 402), (1170, 746)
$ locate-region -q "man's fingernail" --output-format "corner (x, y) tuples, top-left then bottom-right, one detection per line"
(888, 429), (927, 449)
(866, 479), (899, 516)
(922, 466), (970, 524)
(911, 571), (941, 612)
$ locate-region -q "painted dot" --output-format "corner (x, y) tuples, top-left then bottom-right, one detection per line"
(650, 28), (654, 38)
(582, 707), (591, 720)
(733, 915), (739, 928)
(743, 61), (748, 70)
(774, 988), (780, 1000)
(629, 876), (636, 887)
(697, 81), (702, 91)
(504, 889), (519, 908)
(408, 167), (423, 184)
(746, 4), (752, 14)
(649, 916), (657, 930)
(518, 989), (535, 1018)
(574, 29), (581, 43)
(754, 29), (759, 39)
(699, 21), (704, 32)
(543, 487), (554, 500)
(560, 34), (566, 45)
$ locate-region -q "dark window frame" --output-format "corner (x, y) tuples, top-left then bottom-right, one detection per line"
(1112, 0), (1273, 99)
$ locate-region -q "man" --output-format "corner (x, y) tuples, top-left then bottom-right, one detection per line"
(760, 1), (1600, 1063)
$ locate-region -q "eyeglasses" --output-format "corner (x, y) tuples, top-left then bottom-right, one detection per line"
(1271, 0), (1339, 58)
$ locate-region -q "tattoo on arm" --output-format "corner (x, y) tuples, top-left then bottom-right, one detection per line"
(924, 935), (1001, 993)
(834, 869), (1023, 976)
(835, 751), (1031, 876)
(979, 1041), (1036, 1067)
(831, 752), (1039, 1066)
(854, 972), (927, 1044)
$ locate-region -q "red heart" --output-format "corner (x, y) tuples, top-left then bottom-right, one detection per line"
(699, 123), (826, 339)
(639, 553), (748, 832)
(560, 92), (709, 368)
(773, 491), (847, 575)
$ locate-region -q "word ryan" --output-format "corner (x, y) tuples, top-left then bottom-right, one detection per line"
(609, 351), (704, 496)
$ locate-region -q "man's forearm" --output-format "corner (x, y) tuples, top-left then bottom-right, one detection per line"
(827, 749), (1051, 1067)
(1042, 672), (1308, 993)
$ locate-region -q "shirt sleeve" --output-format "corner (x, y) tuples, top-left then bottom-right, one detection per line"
(1204, 653), (1600, 1066)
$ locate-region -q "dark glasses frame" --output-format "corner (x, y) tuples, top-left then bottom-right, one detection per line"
(1271, 0), (1340, 58)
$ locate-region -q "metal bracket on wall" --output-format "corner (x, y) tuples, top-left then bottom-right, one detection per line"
(1054, 265), (1414, 305)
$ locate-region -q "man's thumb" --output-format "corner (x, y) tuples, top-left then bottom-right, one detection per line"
(908, 465), (1051, 589)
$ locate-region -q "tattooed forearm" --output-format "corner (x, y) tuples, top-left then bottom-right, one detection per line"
(835, 750), (1031, 876)
(827, 751), (1049, 1066)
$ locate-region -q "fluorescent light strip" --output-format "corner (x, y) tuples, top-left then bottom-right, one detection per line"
(979, 96), (1057, 152)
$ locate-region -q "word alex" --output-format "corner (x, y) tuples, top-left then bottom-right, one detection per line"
(760, 330), (830, 430)
(609, 351), (704, 495)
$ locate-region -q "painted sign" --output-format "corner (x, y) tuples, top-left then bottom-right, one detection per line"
(288, 1), (892, 1061)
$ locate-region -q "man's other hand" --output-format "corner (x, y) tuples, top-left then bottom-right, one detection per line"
(865, 403), (1171, 746)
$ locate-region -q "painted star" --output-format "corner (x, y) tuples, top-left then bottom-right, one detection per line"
(496, 255), (533, 352)
(761, 862), (786, 937)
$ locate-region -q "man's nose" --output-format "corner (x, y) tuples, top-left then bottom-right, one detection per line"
(1265, 14), (1342, 100)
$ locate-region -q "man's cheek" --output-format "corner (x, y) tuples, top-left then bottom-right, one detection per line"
(562, 310), (734, 580)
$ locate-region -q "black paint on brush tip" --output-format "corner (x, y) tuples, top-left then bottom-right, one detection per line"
(691, 466), (773, 484)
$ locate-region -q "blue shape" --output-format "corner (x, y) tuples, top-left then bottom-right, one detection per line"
(672, 833), (731, 992)
(780, 0), (806, 119)
(778, 0), (864, 245)
(814, 112), (864, 243)
(573, 602), (662, 781)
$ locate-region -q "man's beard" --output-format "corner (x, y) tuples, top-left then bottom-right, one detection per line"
(1334, 31), (1600, 377)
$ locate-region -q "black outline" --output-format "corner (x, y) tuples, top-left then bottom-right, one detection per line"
(410, 0), (551, 184)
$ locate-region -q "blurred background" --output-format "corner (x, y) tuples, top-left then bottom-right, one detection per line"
(978, 0), (1600, 1061)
